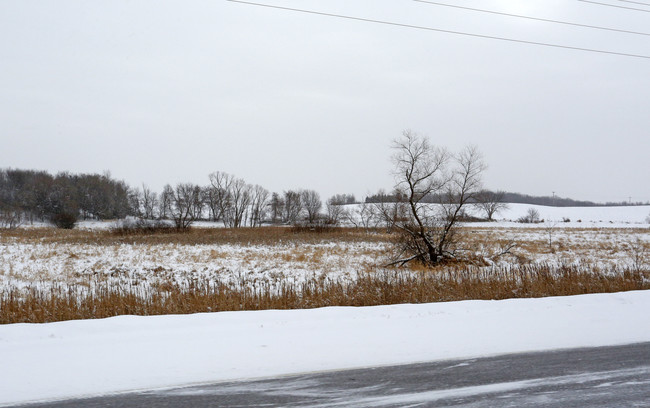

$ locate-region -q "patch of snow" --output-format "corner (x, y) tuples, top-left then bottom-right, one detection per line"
(1, 290), (649, 405)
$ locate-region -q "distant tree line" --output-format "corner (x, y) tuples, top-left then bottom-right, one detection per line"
(126, 172), (333, 230)
(1, 168), (347, 230)
(2, 165), (646, 230)
(365, 190), (647, 208)
(0, 169), (130, 228)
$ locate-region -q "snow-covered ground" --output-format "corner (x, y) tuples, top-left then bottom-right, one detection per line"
(480, 203), (650, 228)
(0, 239), (383, 291)
(1, 225), (648, 292)
(1, 205), (648, 405)
(1, 204), (648, 295)
(1, 290), (649, 405)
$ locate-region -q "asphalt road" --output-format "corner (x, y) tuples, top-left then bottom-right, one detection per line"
(16, 342), (650, 407)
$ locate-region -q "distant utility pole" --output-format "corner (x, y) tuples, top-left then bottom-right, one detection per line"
(552, 191), (556, 206)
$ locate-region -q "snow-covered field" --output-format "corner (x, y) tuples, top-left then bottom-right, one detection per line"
(477, 203), (650, 228)
(0, 236), (384, 293)
(2, 205), (648, 292)
(1, 291), (649, 405)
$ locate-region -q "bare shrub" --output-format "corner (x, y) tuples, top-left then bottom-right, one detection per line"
(290, 220), (338, 233)
(50, 212), (78, 229)
(110, 218), (176, 235)
(544, 221), (558, 253)
(518, 208), (541, 224)
(627, 238), (648, 273)
(0, 208), (23, 229)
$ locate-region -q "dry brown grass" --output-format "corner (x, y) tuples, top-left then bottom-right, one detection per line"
(2, 226), (648, 324)
(0, 226), (390, 246)
(2, 264), (648, 324)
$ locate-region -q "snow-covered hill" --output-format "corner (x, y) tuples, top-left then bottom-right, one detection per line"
(496, 203), (650, 226)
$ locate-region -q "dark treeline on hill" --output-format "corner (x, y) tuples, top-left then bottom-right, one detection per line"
(365, 190), (647, 207)
(499, 192), (648, 207)
(0, 169), (130, 227)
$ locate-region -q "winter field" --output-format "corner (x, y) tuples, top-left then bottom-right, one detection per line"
(0, 204), (649, 405)
(2, 204), (648, 301)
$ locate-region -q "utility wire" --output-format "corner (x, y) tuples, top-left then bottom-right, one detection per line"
(414, 0), (650, 37)
(226, 0), (650, 60)
(617, 0), (650, 6)
(578, 0), (650, 12)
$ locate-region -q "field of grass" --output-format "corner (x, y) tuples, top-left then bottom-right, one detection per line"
(1, 225), (648, 323)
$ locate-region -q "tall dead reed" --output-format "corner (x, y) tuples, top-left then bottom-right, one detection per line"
(2, 264), (647, 324)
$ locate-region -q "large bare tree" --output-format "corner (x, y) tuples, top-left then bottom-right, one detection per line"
(390, 131), (485, 266)
(474, 190), (508, 221)
(300, 189), (322, 223)
(269, 192), (284, 224)
(248, 184), (270, 227)
(208, 171), (252, 228)
(159, 184), (174, 220)
(170, 183), (202, 229)
(283, 190), (302, 224)
(141, 184), (158, 220)
(325, 196), (348, 225)
(208, 171), (234, 225)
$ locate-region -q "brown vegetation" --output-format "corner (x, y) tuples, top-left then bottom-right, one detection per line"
(0, 225), (389, 246)
(2, 264), (648, 324)
(2, 226), (648, 324)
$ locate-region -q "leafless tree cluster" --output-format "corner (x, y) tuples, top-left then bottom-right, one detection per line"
(124, 172), (332, 230)
(388, 130), (486, 266)
(0, 169), (131, 229)
(322, 190), (407, 232)
(128, 184), (159, 220)
(328, 194), (356, 205)
(208, 172), (252, 228)
(125, 172), (272, 229)
(267, 189), (324, 225)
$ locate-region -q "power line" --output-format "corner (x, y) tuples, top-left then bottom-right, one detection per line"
(617, 0), (650, 6)
(226, 0), (650, 60)
(577, 0), (650, 12)
(414, 0), (650, 37)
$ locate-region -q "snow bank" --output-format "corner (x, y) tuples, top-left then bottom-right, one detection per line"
(1, 291), (650, 405)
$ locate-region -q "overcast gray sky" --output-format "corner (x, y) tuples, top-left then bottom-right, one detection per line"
(1, 0), (648, 203)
